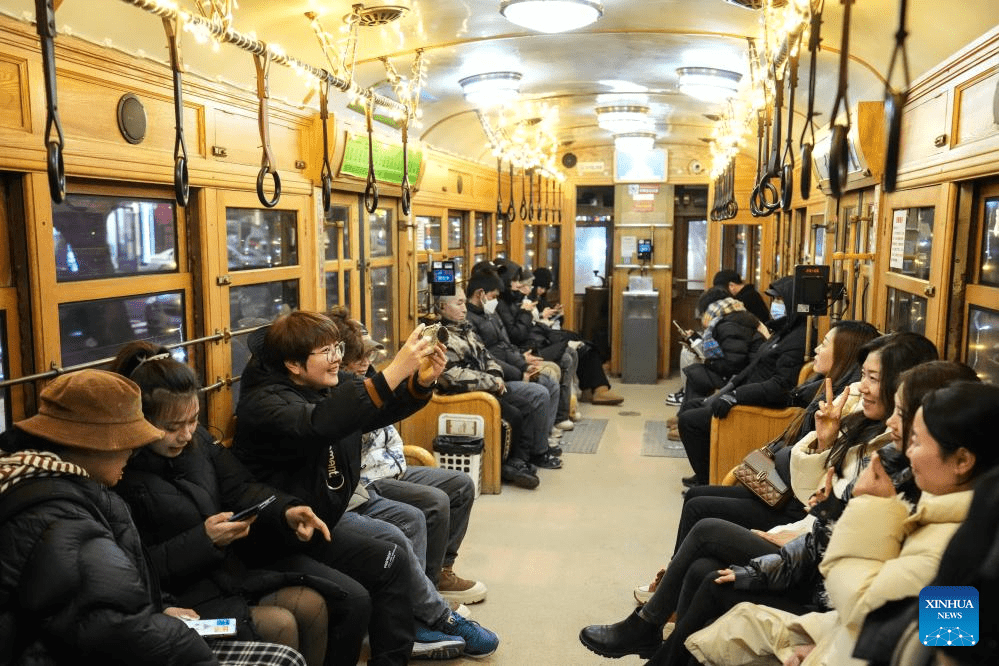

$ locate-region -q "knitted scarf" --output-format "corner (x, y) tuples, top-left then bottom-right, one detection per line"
(701, 297), (746, 358)
(0, 449), (88, 495)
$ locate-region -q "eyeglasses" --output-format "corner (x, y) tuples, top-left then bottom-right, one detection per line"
(310, 342), (345, 363)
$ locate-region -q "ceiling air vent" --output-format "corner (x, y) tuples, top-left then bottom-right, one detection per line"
(347, 1), (412, 27)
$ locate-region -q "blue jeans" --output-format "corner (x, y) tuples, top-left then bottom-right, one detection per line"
(369, 466), (475, 585)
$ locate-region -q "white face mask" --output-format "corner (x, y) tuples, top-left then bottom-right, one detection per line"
(483, 298), (499, 315)
(770, 300), (786, 320)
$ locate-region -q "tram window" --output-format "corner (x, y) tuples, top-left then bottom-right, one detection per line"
(523, 226), (535, 270)
(687, 219), (707, 290)
(343, 271), (353, 316)
(885, 287), (927, 335)
(546, 226), (561, 281)
(474, 253), (486, 264)
(979, 197), (999, 287)
(966, 306), (999, 384)
(369, 266), (394, 350)
(811, 214), (825, 262)
(419, 215), (442, 251)
(58, 291), (185, 367)
(474, 215), (486, 246)
(496, 216), (506, 246)
(52, 194), (177, 282)
(448, 214), (464, 250)
(889, 206), (934, 281)
(230, 281), (298, 330)
(323, 204), (350, 261)
(452, 257), (464, 283)
(226, 208), (298, 270)
(369, 208), (393, 258)
(324, 272), (354, 315)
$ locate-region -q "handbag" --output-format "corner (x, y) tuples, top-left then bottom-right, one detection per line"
(733, 439), (792, 507)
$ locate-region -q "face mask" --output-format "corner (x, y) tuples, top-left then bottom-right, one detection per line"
(483, 298), (498, 315)
(770, 301), (786, 320)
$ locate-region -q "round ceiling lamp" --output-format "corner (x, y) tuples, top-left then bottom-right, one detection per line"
(458, 71), (523, 108)
(596, 105), (653, 134)
(614, 131), (656, 152)
(675, 67), (742, 103)
(499, 0), (604, 33)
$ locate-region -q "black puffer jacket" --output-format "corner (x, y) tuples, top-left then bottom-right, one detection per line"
(116, 427), (345, 638)
(0, 443), (215, 665)
(726, 276), (808, 408)
(233, 353), (431, 536)
(685, 310), (765, 392)
(465, 301), (527, 380)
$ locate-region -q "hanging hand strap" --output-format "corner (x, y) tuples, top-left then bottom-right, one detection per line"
(883, 0), (910, 192)
(799, 0), (824, 199)
(507, 163), (516, 221)
(36, 0), (65, 203)
(319, 80), (333, 214)
(363, 96), (379, 213)
(254, 50), (281, 208)
(401, 112), (412, 216)
(827, 0), (855, 199)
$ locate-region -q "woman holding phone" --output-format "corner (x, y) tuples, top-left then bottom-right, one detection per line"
(112, 342), (369, 666)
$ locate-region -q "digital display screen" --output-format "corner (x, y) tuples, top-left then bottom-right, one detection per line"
(638, 241), (652, 253)
(433, 269), (455, 283)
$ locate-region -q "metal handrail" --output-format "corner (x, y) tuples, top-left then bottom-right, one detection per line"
(0, 322), (270, 390)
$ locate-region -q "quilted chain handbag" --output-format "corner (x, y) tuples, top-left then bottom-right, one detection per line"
(732, 439), (792, 507)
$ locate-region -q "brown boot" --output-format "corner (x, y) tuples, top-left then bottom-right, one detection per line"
(580, 388), (594, 403)
(667, 415), (679, 427)
(437, 566), (487, 604)
(592, 386), (624, 405)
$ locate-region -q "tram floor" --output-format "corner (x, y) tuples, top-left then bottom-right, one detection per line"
(448, 376), (688, 665)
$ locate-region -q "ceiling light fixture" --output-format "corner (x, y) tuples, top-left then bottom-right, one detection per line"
(596, 105), (653, 134)
(499, 0), (604, 34)
(459, 71), (523, 108)
(676, 67), (742, 103)
(614, 131), (656, 152)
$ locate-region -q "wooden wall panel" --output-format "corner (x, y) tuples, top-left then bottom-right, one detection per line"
(0, 55), (28, 131)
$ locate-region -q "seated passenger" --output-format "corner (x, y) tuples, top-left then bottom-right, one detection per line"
(685, 379), (999, 666)
(111, 342), (364, 666)
(712, 268), (771, 324)
(676, 275), (810, 486)
(580, 333), (938, 662)
(678, 286), (767, 404)
(233, 311), (498, 661)
(435, 285), (557, 487)
(329, 308), (487, 605)
(0, 369), (306, 666)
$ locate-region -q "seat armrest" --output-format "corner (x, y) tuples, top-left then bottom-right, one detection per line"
(403, 445), (438, 468)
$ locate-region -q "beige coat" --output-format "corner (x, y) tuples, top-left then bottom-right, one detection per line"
(685, 490), (972, 665)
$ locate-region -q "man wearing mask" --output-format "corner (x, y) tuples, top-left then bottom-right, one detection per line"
(712, 269), (771, 324)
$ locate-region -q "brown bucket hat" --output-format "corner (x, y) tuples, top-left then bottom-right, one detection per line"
(17, 369), (164, 452)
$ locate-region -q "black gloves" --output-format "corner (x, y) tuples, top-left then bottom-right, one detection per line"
(712, 393), (738, 418)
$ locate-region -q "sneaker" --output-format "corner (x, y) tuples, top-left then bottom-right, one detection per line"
(548, 443), (563, 456)
(435, 612), (499, 658)
(549, 428), (563, 438)
(412, 624), (465, 660)
(681, 474), (698, 488)
(448, 599), (472, 618)
(555, 419), (575, 431)
(501, 459), (540, 489)
(530, 452), (563, 469)
(634, 568), (666, 605)
(664, 390), (684, 406)
(438, 567), (488, 605)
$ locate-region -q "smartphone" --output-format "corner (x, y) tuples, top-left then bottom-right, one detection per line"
(227, 495), (276, 522)
(182, 618), (238, 636)
(672, 320), (686, 335)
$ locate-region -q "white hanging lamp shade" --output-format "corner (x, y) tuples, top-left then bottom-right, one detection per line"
(596, 105), (653, 134)
(676, 67), (742, 103)
(614, 131), (656, 152)
(459, 71), (523, 108)
(499, 0), (604, 33)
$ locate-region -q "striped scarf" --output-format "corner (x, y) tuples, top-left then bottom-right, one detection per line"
(701, 297), (746, 358)
(0, 450), (89, 495)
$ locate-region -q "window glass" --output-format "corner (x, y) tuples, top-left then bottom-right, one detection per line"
(496, 216), (506, 245)
(979, 197), (999, 287)
(342, 271), (353, 316)
(474, 214), (486, 247)
(323, 205), (350, 261)
(230, 281), (299, 330)
(452, 257), (464, 283)
(369, 267), (394, 350)
(523, 226), (535, 270)
(59, 291), (184, 367)
(325, 272), (340, 311)
(687, 219), (708, 290)
(574, 226), (607, 294)
(885, 287), (927, 335)
(448, 214), (464, 250)
(369, 208), (393, 258)
(52, 194), (177, 282)
(474, 253), (486, 264)
(966, 306), (999, 384)
(889, 206), (934, 280)
(226, 208), (298, 270)
(419, 215), (442, 251)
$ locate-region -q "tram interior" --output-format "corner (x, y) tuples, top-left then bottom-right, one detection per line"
(0, 0), (998, 664)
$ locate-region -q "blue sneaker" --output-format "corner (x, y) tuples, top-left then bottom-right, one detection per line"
(435, 611), (499, 658)
(412, 624), (465, 660)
